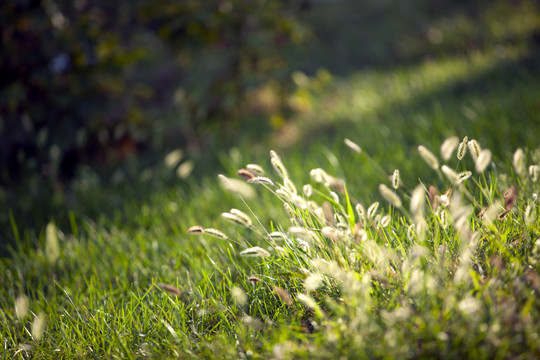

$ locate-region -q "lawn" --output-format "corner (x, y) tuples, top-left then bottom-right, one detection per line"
(2, 1), (540, 358)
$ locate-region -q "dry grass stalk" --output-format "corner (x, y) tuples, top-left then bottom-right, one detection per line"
(237, 168), (256, 181)
(274, 286), (293, 306)
(504, 186), (517, 210)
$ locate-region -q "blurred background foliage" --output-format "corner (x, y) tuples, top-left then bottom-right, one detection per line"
(1, 0), (539, 250)
(0, 0), (309, 243)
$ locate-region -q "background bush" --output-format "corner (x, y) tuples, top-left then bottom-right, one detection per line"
(0, 0), (308, 183)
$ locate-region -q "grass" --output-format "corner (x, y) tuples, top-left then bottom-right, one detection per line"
(3, 132), (540, 358)
(2, 1), (540, 358)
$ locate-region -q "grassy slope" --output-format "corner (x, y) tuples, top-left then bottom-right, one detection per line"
(2, 1), (540, 359)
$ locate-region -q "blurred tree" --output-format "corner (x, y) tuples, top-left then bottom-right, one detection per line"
(0, 0), (309, 187)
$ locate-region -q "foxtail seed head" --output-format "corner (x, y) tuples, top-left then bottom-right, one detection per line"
(246, 164), (265, 176)
(187, 226), (205, 234)
(467, 139), (481, 161)
(367, 201), (380, 219)
(221, 209), (252, 228)
(218, 174), (256, 198)
(392, 169), (400, 190)
(457, 136), (468, 160)
(418, 145), (439, 170)
(270, 150), (288, 179)
(240, 246), (271, 257)
(410, 185), (425, 219)
(274, 286), (293, 306)
(379, 215), (391, 228)
(379, 184), (402, 208)
(457, 171), (472, 184)
(203, 228), (229, 240)
(441, 136), (459, 161)
(284, 178), (297, 195)
(513, 148), (526, 176)
(530, 165), (539, 182)
(441, 165), (459, 184)
(248, 176), (274, 186)
(475, 149), (491, 173)
(355, 203), (366, 221)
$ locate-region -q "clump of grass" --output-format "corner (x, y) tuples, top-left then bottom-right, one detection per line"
(191, 137), (540, 358)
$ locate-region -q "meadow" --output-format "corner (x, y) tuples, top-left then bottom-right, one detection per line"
(2, 1), (540, 358)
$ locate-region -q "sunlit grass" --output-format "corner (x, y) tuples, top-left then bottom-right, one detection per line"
(2, 5), (540, 355)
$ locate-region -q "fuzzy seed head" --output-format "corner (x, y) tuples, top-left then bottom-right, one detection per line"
(274, 286), (293, 306)
(268, 231), (287, 240)
(222, 209), (252, 228)
(418, 145), (439, 170)
(15, 295), (29, 319)
(305, 274), (324, 292)
(441, 165), (459, 184)
(218, 174), (256, 198)
(303, 184), (313, 197)
(513, 148), (526, 176)
(367, 202), (380, 219)
(231, 286), (247, 306)
(379, 215), (391, 228)
(288, 226), (309, 237)
(310, 168), (326, 183)
(525, 203), (535, 225)
(457, 171), (472, 184)
(296, 293), (323, 318)
(439, 209), (449, 229)
(187, 226), (205, 234)
(529, 165), (539, 182)
(240, 246), (271, 257)
(321, 226), (339, 241)
(45, 222), (60, 264)
(248, 176), (274, 186)
(440, 136), (459, 161)
(475, 149), (491, 173)
(292, 195), (307, 209)
(203, 228), (229, 240)
(246, 164), (265, 176)
(276, 187), (293, 201)
(379, 184), (402, 208)
(457, 136), (468, 160)
(296, 239), (310, 252)
(164, 149), (183, 168)
(283, 178), (297, 195)
(355, 203), (366, 221)
(270, 150), (288, 179)
(410, 185), (425, 219)
(31, 312), (47, 341)
(392, 169), (400, 190)
(467, 139), (481, 161)
(330, 191), (339, 203)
